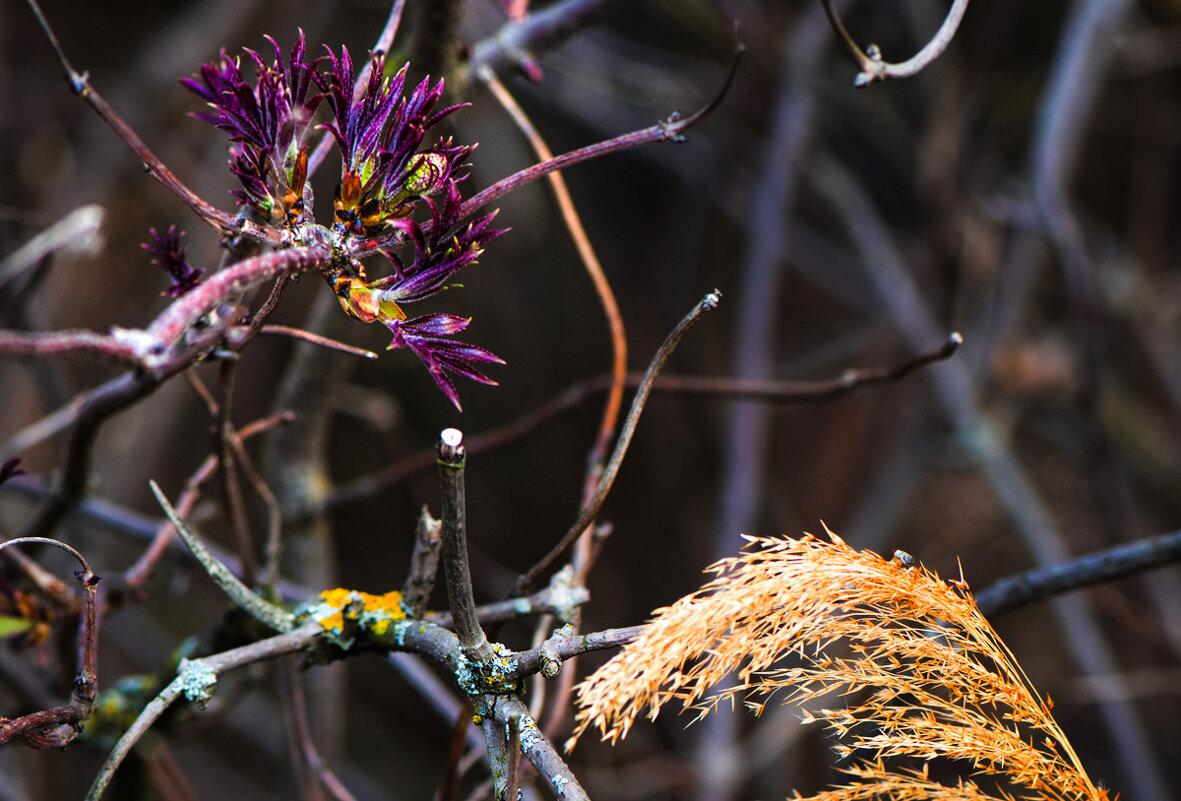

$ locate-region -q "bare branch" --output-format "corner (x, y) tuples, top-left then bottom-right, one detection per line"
(821, 0), (971, 86)
(256, 325), (378, 360)
(319, 336), (960, 516)
(437, 430), (496, 664)
(150, 480), (294, 633)
(489, 698), (588, 801)
(464, 0), (627, 82)
(0, 205), (104, 289)
(515, 290), (721, 594)
(86, 623), (322, 801)
(23, 0), (282, 245)
(0, 538), (100, 748)
(977, 528), (1181, 618)
(511, 624), (643, 678)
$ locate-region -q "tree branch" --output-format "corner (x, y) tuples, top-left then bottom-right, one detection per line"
(821, 0), (971, 86)
(976, 528), (1181, 617)
(515, 290), (721, 594)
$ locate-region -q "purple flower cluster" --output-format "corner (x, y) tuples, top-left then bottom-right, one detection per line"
(142, 226), (204, 297)
(180, 33), (319, 223)
(168, 33), (505, 409)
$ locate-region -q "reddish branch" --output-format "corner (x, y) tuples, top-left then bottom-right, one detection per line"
(0, 538), (100, 749)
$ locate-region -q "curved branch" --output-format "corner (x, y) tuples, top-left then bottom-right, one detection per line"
(821, 0), (971, 86)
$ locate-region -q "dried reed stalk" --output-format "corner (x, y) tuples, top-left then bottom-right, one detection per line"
(569, 530), (1110, 801)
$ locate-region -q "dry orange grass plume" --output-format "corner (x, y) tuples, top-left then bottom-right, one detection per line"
(568, 530), (1111, 801)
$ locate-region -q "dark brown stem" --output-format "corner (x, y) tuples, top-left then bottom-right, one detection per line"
(23, 0), (282, 245)
(0, 537), (100, 748)
(402, 507), (443, 617)
(437, 430), (495, 664)
(319, 336), (959, 516)
(121, 413), (292, 590)
(227, 429), (283, 588)
(19, 372), (159, 540)
(976, 527), (1181, 617)
(438, 701), (473, 801)
(514, 291), (721, 594)
(213, 359), (258, 585)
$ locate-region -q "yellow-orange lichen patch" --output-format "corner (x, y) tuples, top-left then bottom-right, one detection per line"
(313, 588), (407, 637)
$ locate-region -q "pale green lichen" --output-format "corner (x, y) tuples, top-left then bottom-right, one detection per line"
(545, 566), (589, 623)
(177, 658), (218, 708)
(456, 642), (522, 698)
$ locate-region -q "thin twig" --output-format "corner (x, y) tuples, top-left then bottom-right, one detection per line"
(279, 658), (356, 801)
(515, 291), (722, 594)
(227, 430), (284, 588)
(477, 66), (627, 502)
(150, 480), (293, 633)
(23, 0), (282, 245)
(213, 359), (258, 586)
(122, 412), (292, 589)
(318, 337), (960, 516)
(256, 325), (379, 360)
(346, 53), (740, 262)
(511, 625), (643, 677)
(821, 0), (971, 86)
